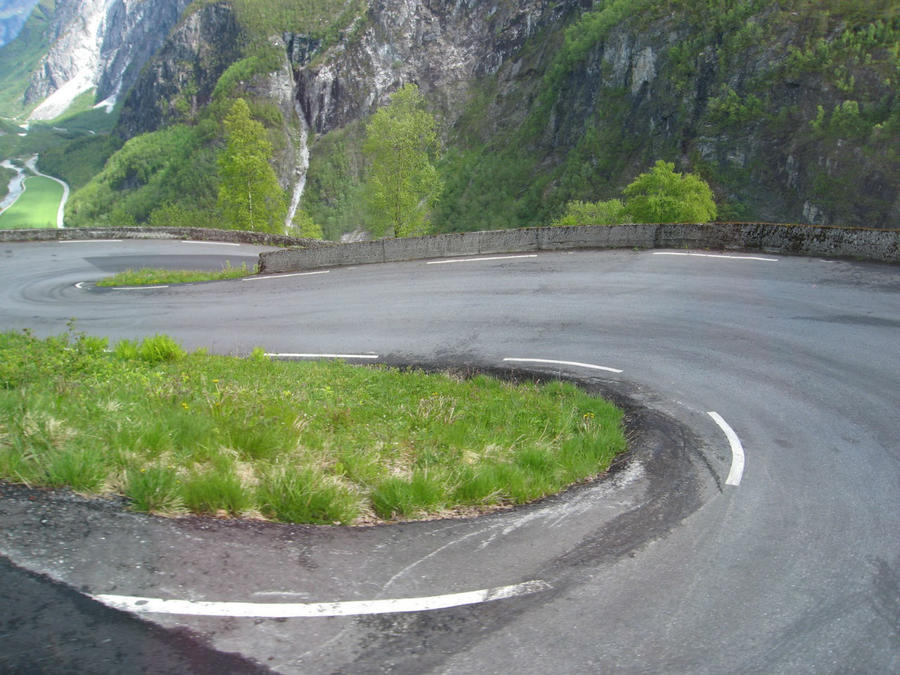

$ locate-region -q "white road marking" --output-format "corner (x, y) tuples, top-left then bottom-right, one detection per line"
(74, 281), (86, 289)
(503, 357), (623, 374)
(59, 239), (122, 243)
(427, 254), (538, 265)
(244, 271), (330, 281)
(266, 352), (379, 360)
(181, 240), (242, 246)
(708, 411), (745, 486)
(111, 285), (169, 290)
(93, 580), (551, 618)
(653, 252), (778, 262)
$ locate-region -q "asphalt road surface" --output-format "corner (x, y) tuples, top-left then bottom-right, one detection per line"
(1, 239), (898, 673)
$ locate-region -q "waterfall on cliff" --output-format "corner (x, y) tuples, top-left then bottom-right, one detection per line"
(284, 100), (310, 232)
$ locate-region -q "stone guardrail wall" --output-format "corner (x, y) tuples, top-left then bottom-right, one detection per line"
(4, 223), (895, 268)
(258, 223), (899, 273)
(0, 226), (330, 249)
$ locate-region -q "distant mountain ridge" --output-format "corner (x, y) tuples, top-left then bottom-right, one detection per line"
(0, 0), (188, 120)
(0, 0), (39, 48)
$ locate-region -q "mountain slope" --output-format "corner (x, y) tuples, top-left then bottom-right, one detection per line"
(8, 0), (895, 234)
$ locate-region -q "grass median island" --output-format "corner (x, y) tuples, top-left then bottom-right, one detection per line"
(0, 330), (627, 524)
(96, 262), (256, 287)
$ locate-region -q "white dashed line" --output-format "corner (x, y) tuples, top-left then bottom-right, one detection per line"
(244, 271), (330, 281)
(503, 357), (623, 374)
(266, 353), (379, 360)
(708, 411), (745, 486)
(93, 580), (551, 618)
(427, 254), (538, 265)
(653, 252), (778, 262)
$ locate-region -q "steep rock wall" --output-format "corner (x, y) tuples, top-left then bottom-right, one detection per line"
(117, 2), (241, 138)
(296, 0), (584, 134)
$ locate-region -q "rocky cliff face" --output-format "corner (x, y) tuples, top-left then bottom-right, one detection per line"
(23, 0), (188, 120)
(540, 8), (899, 227)
(96, 0), (192, 104)
(117, 2), (240, 137)
(286, 1), (896, 229)
(296, 0), (584, 135)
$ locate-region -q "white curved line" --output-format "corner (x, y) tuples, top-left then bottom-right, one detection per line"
(93, 580), (551, 618)
(503, 358), (623, 374)
(245, 271), (330, 281)
(708, 411), (745, 486)
(653, 252), (778, 262)
(180, 240), (241, 246)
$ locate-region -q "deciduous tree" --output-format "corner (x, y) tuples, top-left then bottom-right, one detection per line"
(217, 98), (286, 232)
(623, 160), (717, 223)
(363, 84), (442, 238)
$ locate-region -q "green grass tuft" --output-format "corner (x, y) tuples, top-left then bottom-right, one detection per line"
(257, 467), (359, 525)
(125, 466), (182, 514)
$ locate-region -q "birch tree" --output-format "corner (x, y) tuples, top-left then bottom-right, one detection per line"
(363, 84), (442, 237)
(218, 98), (286, 232)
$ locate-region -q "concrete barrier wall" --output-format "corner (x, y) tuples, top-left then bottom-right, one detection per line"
(4, 223), (895, 268)
(0, 226), (329, 249)
(258, 223), (899, 273)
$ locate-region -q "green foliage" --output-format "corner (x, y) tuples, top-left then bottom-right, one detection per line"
(146, 202), (217, 229)
(552, 199), (627, 227)
(303, 121), (368, 240)
(0, 330), (626, 524)
(38, 133), (121, 192)
(544, 0), (653, 101)
(227, 0), (362, 42)
(212, 53), (282, 101)
(622, 161), (717, 223)
(811, 99), (872, 138)
(66, 124), (217, 227)
(706, 86), (766, 127)
(290, 209), (324, 239)
(217, 98), (286, 233)
(363, 84), (443, 238)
